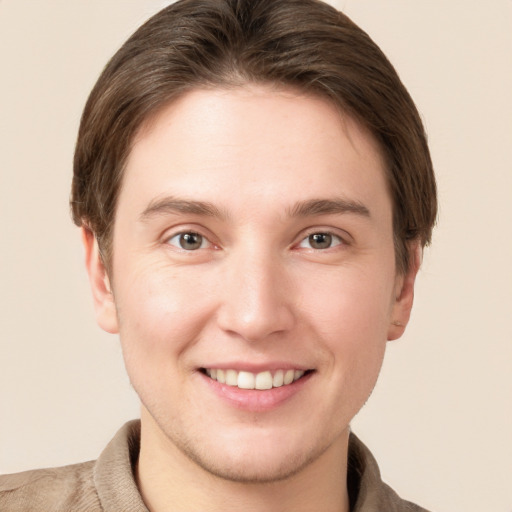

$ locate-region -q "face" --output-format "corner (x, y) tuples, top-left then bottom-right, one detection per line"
(86, 85), (417, 483)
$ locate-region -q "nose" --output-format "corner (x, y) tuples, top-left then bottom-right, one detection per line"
(216, 247), (295, 342)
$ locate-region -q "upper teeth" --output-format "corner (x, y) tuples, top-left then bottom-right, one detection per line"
(205, 369), (305, 390)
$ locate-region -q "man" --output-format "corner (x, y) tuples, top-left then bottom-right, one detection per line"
(0, 0), (436, 510)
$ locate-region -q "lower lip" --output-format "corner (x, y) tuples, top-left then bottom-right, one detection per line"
(199, 371), (313, 412)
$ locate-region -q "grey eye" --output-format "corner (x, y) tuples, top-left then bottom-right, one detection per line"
(309, 233), (332, 249)
(299, 232), (342, 250)
(168, 232), (206, 250)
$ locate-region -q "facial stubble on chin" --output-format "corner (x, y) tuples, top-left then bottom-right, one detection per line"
(143, 402), (344, 486)
(135, 366), (383, 486)
(172, 427), (337, 484)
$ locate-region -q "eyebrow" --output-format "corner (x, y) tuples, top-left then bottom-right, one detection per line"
(287, 198), (370, 218)
(140, 197), (228, 221)
(139, 196), (370, 222)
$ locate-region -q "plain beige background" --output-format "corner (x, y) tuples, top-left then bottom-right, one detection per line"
(1, 1), (511, 511)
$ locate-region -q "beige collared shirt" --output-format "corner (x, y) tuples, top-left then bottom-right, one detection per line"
(0, 421), (429, 511)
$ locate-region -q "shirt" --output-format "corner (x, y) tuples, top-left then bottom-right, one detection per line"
(0, 420), (430, 511)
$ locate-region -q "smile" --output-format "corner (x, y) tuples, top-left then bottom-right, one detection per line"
(202, 368), (309, 390)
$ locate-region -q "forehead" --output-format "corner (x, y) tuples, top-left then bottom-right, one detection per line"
(120, 85), (390, 221)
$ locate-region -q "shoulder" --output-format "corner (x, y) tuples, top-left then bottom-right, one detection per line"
(0, 420), (145, 512)
(377, 480), (431, 512)
(349, 433), (431, 512)
(0, 460), (101, 512)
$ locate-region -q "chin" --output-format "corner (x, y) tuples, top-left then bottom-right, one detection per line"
(166, 422), (335, 484)
(181, 440), (323, 484)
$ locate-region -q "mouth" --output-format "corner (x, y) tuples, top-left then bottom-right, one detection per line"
(200, 368), (313, 390)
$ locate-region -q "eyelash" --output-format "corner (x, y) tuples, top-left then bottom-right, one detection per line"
(297, 232), (344, 251)
(165, 229), (347, 252)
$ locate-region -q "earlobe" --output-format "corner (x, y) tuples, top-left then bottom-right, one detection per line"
(387, 243), (422, 341)
(81, 227), (119, 334)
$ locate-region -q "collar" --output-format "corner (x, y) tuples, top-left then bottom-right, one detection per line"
(93, 420), (424, 512)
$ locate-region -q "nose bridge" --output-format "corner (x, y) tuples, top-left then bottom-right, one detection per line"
(217, 243), (294, 342)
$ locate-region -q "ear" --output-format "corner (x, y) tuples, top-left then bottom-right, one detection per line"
(387, 242), (422, 341)
(81, 227), (119, 334)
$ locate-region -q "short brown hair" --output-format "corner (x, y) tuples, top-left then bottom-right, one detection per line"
(71, 0), (436, 273)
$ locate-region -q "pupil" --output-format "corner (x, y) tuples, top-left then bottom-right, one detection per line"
(310, 233), (331, 249)
(180, 232), (202, 250)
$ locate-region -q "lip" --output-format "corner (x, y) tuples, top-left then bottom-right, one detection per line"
(200, 362), (311, 373)
(198, 368), (314, 412)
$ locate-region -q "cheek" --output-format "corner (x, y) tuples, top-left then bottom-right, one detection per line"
(300, 264), (394, 341)
(299, 264), (393, 390)
(113, 264), (213, 374)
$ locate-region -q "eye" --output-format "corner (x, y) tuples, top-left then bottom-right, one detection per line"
(298, 232), (343, 250)
(167, 232), (209, 251)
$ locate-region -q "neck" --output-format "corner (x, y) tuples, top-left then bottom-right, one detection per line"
(136, 409), (351, 512)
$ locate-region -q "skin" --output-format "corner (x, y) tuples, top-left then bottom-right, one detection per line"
(83, 85), (419, 512)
